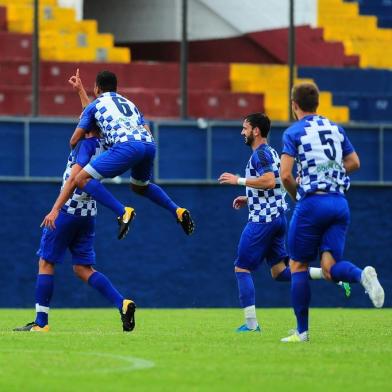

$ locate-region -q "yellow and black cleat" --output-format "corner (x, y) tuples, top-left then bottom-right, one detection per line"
(121, 299), (136, 332)
(13, 322), (49, 332)
(117, 207), (136, 240)
(176, 208), (195, 235)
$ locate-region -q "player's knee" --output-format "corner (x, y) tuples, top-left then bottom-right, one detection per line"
(234, 266), (250, 273)
(38, 259), (55, 274)
(131, 183), (147, 195)
(73, 265), (94, 282)
(321, 265), (333, 281)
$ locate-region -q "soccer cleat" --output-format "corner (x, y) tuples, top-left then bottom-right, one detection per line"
(236, 324), (261, 333)
(13, 322), (49, 332)
(338, 281), (351, 298)
(117, 207), (136, 240)
(120, 299), (136, 332)
(361, 266), (385, 308)
(281, 330), (309, 342)
(176, 208), (195, 235)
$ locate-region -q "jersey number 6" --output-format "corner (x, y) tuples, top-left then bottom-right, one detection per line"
(112, 96), (133, 116)
(318, 130), (337, 160)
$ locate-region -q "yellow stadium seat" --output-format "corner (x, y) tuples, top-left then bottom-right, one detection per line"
(230, 64), (350, 122)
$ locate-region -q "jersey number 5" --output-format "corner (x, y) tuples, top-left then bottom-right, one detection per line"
(112, 96), (133, 116)
(318, 130), (337, 160)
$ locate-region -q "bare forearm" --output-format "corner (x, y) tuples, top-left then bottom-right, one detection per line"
(282, 176), (297, 200)
(52, 177), (77, 211)
(244, 175), (275, 190)
(78, 87), (90, 109)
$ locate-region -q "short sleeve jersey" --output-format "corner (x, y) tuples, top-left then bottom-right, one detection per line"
(282, 115), (354, 199)
(77, 92), (153, 147)
(246, 144), (288, 223)
(61, 137), (105, 216)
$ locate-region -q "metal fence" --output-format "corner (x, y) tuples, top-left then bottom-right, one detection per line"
(0, 116), (391, 186)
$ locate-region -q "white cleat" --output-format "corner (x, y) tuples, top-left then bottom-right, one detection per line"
(281, 330), (309, 343)
(361, 266), (385, 308)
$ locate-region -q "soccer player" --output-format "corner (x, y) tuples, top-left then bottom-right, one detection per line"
(65, 70), (194, 240)
(14, 128), (136, 332)
(280, 82), (385, 342)
(218, 112), (349, 333)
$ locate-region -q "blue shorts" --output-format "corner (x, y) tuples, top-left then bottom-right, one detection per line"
(85, 141), (156, 185)
(37, 211), (96, 265)
(235, 215), (288, 271)
(288, 193), (349, 263)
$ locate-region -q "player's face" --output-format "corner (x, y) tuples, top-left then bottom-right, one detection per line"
(241, 120), (254, 146)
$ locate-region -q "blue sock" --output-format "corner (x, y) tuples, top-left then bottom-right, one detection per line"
(82, 179), (124, 217)
(235, 272), (255, 308)
(142, 183), (178, 217)
(275, 267), (291, 282)
(330, 261), (362, 283)
(35, 274), (54, 327)
(291, 271), (310, 334)
(88, 271), (124, 309)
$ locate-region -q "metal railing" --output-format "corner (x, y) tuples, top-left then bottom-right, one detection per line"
(0, 117), (391, 186)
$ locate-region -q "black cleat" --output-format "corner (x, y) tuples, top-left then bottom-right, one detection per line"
(120, 299), (136, 332)
(118, 207), (136, 240)
(176, 208), (195, 235)
(13, 321), (49, 332)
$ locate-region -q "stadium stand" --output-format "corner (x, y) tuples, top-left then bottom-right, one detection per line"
(298, 67), (392, 122)
(230, 64), (349, 122)
(350, 0), (392, 28)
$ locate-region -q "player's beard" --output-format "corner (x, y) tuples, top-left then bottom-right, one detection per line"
(244, 133), (254, 146)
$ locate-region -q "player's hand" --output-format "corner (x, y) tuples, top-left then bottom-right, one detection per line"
(68, 68), (83, 92)
(218, 172), (239, 185)
(233, 196), (247, 209)
(40, 209), (59, 230)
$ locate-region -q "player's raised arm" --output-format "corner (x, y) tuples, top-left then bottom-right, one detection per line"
(280, 154), (297, 200)
(41, 163), (83, 229)
(69, 69), (90, 109)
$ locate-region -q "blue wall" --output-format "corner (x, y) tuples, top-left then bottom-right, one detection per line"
(0, 119), (390, 182)
(0, 182), (390, 308)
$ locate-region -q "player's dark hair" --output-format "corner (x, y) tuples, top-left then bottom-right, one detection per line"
(291, 82), (319, 112)
(96, 70), (117, 92)
(244, 112), (271, 137)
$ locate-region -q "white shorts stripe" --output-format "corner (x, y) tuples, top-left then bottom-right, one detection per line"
(84, 164), (103, 180)
(130, 177), (150, 186)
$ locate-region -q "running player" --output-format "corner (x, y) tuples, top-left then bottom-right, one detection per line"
(280, 82), (384, 342)
(219, 112), (350, 333)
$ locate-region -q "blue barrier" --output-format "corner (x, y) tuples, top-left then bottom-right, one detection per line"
(1, 118), (389, 184)
(0, 182), (390, 308)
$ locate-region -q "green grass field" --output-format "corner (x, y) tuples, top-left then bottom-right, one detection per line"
(0, 308), (390, 391)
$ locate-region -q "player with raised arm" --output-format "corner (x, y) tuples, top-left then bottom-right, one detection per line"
(219, 113), (350, 333)
(280, 82), (384, 343)
(56, 70), (194, 240)
(14, 126), (136, 332)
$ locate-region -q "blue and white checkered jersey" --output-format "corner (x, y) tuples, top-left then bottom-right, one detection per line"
(246, 144), (288, 223)
(282, 115), (355, 199)
(77, 92), (153, 147)
(61, 137), (105, 217)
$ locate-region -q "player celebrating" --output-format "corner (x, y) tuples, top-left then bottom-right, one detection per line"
(280, 82), (384, 342)
(219, 112), (349, 333)
(14, 128), (136, 332)
(65, 70), (194, 240)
